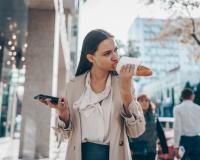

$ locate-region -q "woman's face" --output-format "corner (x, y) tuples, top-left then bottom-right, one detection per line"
(138, 98), (150, 111)
(88, 38), (119, 72)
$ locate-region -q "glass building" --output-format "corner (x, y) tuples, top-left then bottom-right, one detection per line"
(0, 0), (27, 138)
(128, 18), (200, 116)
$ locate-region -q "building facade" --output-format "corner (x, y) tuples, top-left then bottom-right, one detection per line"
(128, 18), (200, 116)
(0, 0), (81, 159)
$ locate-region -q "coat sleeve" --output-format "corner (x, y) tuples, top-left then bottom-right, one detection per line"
(121, 99), (145, 138)
(56, 116), (72, 138)
(53, 82), (73, 139)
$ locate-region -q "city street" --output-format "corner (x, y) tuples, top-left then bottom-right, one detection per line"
(1, 0), (200, 160)
(0, 136), (68, 160)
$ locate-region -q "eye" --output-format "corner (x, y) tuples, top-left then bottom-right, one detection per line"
(103, 51), (112, 56)
(114, 47), (118, 52)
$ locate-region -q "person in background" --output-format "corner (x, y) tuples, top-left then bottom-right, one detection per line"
(174, 88), (200, 160)
(39, 29), (145, 160)
(129, 94), (169, 160)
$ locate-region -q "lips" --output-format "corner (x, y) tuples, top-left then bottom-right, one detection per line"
(113, 62), (118, 68)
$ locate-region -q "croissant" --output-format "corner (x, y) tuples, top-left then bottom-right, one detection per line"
(136, 65), (152, 76)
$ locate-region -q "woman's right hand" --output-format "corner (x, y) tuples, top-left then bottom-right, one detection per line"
(39, 97), (70, 123)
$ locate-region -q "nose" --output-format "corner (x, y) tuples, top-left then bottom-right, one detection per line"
(111, 52), (119, 61)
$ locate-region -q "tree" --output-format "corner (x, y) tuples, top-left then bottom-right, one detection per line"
(142, 0), (200, 61)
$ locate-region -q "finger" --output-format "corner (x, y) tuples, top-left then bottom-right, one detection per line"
(58, 97), (62, 109)
(127, 64), (132, 72)
(45, 98), (57, 109)
(120, 65), (125, 73)
(130, 64), (135, 72)
(120, 65), (127, 73)
(126, 64), (132, 73)
(130, 64), (135, 75)
(63, 98), (68, 109)
(58, 97), (65, 110)
(39, 99), (48, 105)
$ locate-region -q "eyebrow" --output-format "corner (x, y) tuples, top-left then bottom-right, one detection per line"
(102, 46), (118, 54)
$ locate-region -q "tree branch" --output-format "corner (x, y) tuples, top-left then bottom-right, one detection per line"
(185, 6), (200, 46)
(190, 18), (200, 46)
(191, 33), (200, 46)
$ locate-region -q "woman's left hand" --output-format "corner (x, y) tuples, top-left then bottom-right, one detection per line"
(119, 64), (134, 115)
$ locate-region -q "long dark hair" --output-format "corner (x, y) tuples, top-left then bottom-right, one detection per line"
(75, 29), (114, 76)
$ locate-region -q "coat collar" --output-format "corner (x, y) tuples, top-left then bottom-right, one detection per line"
(70, 71), (118, 91)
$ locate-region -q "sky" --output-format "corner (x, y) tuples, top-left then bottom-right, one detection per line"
(78, 0), (140, 44)
(78, 0), (171, 46)
(78, 0), (200, 51)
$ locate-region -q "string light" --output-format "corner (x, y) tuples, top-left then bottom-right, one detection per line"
(8, 41), (12, 45)
(21, 57), (25, 61)
(3, 20), (27, 71)
(12, 34), (17, 40)
(11, 46), (15, 51)
(11, 56), (15, 61)
(13, 52), (17, 56)
(24, 43), (28, 48)
(7, 61), (11, 65)
(8, 52), (12, 56)
(9, 24), (13, 31)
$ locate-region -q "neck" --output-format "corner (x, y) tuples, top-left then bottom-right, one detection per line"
(90, 67), (109, 83)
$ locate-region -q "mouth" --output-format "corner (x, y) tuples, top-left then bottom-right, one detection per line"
(112, 62), (118, 69)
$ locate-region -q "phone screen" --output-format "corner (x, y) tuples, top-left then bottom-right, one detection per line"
(34, 94), (59, 104)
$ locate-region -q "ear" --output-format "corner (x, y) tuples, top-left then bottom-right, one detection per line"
(86, 54), (95, 63)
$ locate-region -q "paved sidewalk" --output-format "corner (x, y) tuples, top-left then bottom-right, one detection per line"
(0, 137), (20, 160)
(0, 136), (68, 160)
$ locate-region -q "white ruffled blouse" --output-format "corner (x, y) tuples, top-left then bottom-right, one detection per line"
(73, 72), (112, 144)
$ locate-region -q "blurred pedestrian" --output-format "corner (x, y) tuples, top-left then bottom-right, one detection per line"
(129, 94), (169, 160)
(174, 88), (200, 160)
(39, 29), (145, 160)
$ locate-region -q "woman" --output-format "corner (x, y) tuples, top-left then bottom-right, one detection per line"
(129, 94), (169, 160)
(40, 29), (145, 160)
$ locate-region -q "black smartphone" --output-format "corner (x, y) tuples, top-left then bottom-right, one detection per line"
(34, 94), (59, 104)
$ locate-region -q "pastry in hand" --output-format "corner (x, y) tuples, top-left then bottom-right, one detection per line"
(116, 56), (153, 76)
(136, 65), (152, 76)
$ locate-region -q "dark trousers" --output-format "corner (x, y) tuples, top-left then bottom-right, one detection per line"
(133, 152), (156, 160)
(180, 135), (200, 160)
(81, 142), (109, 160)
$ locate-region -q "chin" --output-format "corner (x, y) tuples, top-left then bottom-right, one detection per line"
(112, 65), (117, 70)
(110, 68), (116, 71)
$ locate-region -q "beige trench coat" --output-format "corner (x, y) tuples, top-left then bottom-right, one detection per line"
(59, 72), (145, 160)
